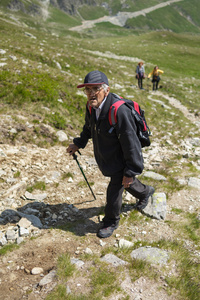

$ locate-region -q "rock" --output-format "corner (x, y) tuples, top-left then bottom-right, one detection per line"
(0, 62), (7, 67)
(130, 247), (169, 265)
(39, 270), (57, 286)
(25, 32), (36, 39)
(6, 229), (18, 240)
(143, 192), (167, 220)
(19, 146), (28, 153)
(9, 55), (17, 61)
(55, 61), (62, 69)
(0, 49), (6, 54)
(188, 177), (200, 189)
(16, 237), (24, 244)
(71, 258), (84, 268)
(0, 169), (6, 177)
(84, 247), (93, 255)
(100, 254), (128, 267)
(31, 267), (44, 275)
(143, 171), (167, 181)
(51, 171), (61, 181)
(189, 137), (200, 146)
(18, 217), (31, 228)
(19, 227), (29, 237)
(0, 231), (7, 246)
(24, 191), (47, 201)
(56, 130), (68, 142)
(22, 208), (39, 215)
(3, 181), (27, 198)
(17, 212), (43, 229)
(10, 128), (17, 134)
(118, 239), (134, 248)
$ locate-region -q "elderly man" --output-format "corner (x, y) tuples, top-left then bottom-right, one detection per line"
(67, 70), (154, 238)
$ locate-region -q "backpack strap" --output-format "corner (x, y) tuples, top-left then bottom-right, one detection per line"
(108, 100), (125, 126)
(108, 98), (147, 132)
(132, 102), (147, 132)
(87, 100), (92, 114)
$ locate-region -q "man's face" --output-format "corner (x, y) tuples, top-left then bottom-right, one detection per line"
(84, 85), (110, 108)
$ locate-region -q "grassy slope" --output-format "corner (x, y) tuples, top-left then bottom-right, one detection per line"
(125, 4), (200, 34)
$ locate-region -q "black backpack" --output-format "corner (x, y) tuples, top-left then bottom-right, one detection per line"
(108, 95), (151, 148)
(87, 94), (151, 148)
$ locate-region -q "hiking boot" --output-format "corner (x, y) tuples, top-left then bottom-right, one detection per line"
(136, 186), (155, 211)
(97, 223), (119, 239)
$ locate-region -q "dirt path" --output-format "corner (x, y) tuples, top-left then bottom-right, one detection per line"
(148, 91), (200, 129)
(70, 0), (183, 31)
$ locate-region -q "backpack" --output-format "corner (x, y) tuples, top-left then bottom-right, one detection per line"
(87, 94), (151, 148)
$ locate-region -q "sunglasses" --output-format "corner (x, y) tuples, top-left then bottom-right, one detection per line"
(83, 86), (103, 95)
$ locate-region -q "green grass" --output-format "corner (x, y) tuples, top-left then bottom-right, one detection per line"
(13, 171), (21, 178)
(57, 253), (76, 280)
(47, 7), (81, 28)
(78, 5), (108, 20)
(0, 244), (20, 256)
(26, 181), (46, 193)
(126, 6), (200, 34)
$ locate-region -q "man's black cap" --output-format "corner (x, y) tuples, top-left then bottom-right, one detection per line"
(77, 70), (109, 88)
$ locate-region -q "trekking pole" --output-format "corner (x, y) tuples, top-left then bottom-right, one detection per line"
(72, 151), (96, 200)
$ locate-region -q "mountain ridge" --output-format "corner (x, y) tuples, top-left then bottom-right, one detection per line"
(1, 0), (200, 35)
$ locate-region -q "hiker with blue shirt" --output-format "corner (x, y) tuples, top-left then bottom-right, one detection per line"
(67, 70), (155, 238)
(136, 61), (145, 89)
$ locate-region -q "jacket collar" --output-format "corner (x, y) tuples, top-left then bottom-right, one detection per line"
(97, 93), (114, 120)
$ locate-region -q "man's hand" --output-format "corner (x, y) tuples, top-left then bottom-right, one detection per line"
(67, 144), (79, 156)
(122, 176), (134, 188)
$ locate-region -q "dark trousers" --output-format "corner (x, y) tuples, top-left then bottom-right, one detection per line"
(103, 172), (150, 226)
(152, 76), (160, 90)
(138, 78), (143, 89)
(153, 81), (159, 90)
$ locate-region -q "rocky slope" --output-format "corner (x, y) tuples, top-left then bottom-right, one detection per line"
(0, 88), (200, 299)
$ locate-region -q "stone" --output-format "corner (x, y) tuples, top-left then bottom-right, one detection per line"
(24, 191), (47, 201)
(16, 237), (24, 244)
(143, 192), (167, 220)
(31, 267), (44, 275)
(56, 130), (68, 142)
(3, 181), (26, 198)
(101, 254), (128, 267)
(6, 229), (18, 240)
(20, 146), (28, 153)
(18, 217), (32, 228)
(39, 270), (57, 286)
(17, 212), (43, 229)
(84, 247), (93, 255)
(0, 49), (6, 54)
(71, 258), (84, 268)
(19, 227), (29, 237)
(143, 171), (167, 181)
(0, 231), (7, 246)
(119, 239), (134, 248)
(130, 247), (169, 265)
(188, 177), (200, 189)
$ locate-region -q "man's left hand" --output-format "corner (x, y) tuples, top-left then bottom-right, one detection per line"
(122, 176), (134, 188)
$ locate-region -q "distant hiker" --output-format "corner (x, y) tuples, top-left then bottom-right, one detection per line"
(67, 70), (155, 238)
(148, 66), (164, 91)
(136, 61), (145, 89)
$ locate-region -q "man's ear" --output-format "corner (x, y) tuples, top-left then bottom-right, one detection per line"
(105, 86), (110, 96)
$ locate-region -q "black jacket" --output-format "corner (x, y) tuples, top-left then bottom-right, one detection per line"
(73, 93), (144, 177)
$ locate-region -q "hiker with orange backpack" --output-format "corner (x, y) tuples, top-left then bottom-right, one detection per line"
(67, 70), (155, 238)
(148, 65), (164, 90)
